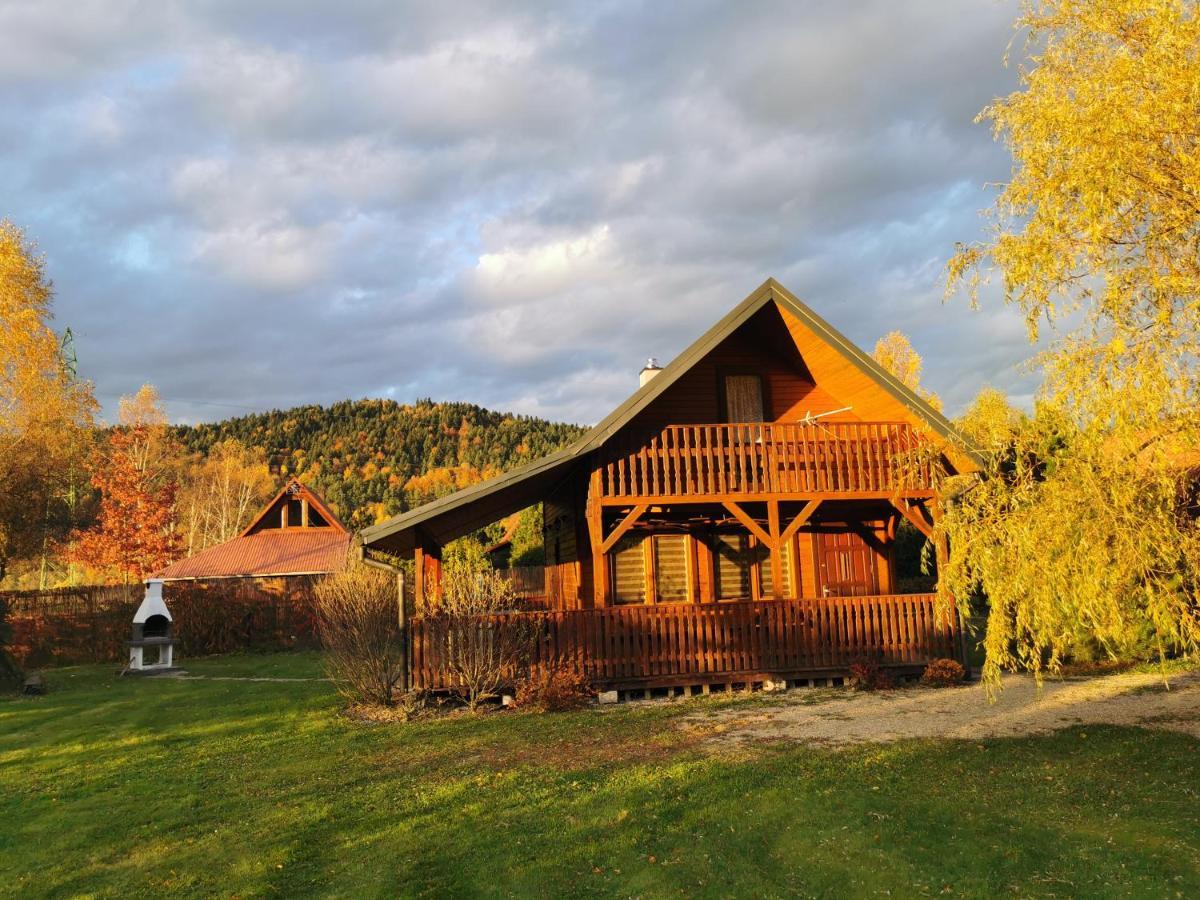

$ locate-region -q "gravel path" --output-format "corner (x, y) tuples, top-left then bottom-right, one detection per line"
(685, 669), (1200, 747)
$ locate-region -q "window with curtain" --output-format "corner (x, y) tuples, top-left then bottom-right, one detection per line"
(653, 534), (689, 602)
(713, 533), (753, 600)
(756, 538), (793, 599)
(724, 374), (765, 423)
(611, 534), (647, 604)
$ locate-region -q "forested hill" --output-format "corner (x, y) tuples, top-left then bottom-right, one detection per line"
(172, 399), (587, 530)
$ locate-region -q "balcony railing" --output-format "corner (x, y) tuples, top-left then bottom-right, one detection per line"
(597, 421), (932, 499)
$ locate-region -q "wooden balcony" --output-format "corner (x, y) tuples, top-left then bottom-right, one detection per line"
(596, 421), (933, 502)
(409, 593), (962, 691)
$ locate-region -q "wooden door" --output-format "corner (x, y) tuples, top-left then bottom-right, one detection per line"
(816, 531), (878, 597)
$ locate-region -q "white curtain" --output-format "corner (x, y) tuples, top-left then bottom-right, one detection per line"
(725, 375), (764, 422)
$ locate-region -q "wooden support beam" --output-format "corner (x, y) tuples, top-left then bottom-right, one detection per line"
(600, 502), (649, 554)
(893, 499), (934, 540)
(767, 501), (783, 599)
(413, 529), (442, 611)
(413, 547), (426, 610)
(722, 501), (774, 549)
(779, 499), (821, 545)
(586, 493), (609, 608)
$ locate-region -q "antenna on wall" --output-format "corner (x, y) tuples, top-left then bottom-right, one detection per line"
(800, 406), (852, 426)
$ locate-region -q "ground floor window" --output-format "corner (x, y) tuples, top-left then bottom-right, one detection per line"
(611, 533), (647, 604)
(610, 528), (801, 604)
(758, 537), (792, 599)
(611, 532), (690, 603)
(713, 533), (753, 600)
(652, 534), (689, 602)
(712, 532), (793, 601)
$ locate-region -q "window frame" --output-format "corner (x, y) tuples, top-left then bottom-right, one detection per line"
(717, 367), (770, 423)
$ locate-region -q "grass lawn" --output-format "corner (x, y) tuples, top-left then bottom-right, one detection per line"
(2, 654), (1198, 898)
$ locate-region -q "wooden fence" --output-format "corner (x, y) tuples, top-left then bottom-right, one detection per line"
(2, 579), (321, 667)
(409, 593), (960, 690)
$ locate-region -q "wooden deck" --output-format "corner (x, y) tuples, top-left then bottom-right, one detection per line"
(596, 421), (933, 501)
(409, 593), (961, 691)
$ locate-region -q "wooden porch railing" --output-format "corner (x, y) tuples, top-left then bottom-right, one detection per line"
(597, 421), (932, 499)
(409, 593), (960, 690)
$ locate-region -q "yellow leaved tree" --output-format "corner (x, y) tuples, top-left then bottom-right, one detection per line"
(872, 331), (942, 412)
(944, 0), (1200, 685)
(0, 221), (96, 583)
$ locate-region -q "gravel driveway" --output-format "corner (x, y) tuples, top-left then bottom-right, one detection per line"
(685, 669), (1200, 747)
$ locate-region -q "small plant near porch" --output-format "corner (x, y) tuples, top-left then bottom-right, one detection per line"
(514, 656), (594, 712)
(315, 561), (413, 710)
(434, 556), (536, 711)
(847, 657), (895, 691)
(920, 657), (965, 687)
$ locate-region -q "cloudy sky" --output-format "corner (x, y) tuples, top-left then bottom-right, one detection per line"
(2, 0), (1034, 426)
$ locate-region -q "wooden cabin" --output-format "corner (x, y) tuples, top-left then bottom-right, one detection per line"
(360, 279), (977, 691)
(159, 480), (351, 589)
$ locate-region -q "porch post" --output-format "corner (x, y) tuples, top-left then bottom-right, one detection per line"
(587, 501), (608, 606)
(397, 570), (408, 692)
(413, 546), (425, 609)
(587, 468), (609, 607)
(414, 534), (442, 611)
(767, 500), (783, 599)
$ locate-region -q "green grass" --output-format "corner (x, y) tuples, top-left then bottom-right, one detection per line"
(2, 653), (1198, 898)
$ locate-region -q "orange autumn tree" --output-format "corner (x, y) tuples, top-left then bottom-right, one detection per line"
(69, 386), (181, 582)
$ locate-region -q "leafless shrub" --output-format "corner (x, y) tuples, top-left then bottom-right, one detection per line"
(315, 562), (410, 708)
(436, 562), (536, 711)
(847, 657), (895, 691)
(514, 655), (593, 712)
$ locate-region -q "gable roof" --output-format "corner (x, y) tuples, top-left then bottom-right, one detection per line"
(242, 479), (347, 536)
(158, 529), (352, 580)
(160, 479), (350, 580)
(359, 278), (977, 555)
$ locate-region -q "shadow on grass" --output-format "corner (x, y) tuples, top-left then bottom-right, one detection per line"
(2, 660), (1198, 897)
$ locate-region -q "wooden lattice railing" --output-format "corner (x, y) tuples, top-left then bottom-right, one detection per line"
(409, 593), (960, 690)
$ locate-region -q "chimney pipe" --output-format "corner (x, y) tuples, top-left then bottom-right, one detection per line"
(639, 357), (663, 387)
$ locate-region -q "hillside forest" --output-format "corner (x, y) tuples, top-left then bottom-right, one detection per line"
(0, 265), (585, 594)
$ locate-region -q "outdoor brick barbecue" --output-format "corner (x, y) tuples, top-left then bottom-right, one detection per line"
(126, 579), (180, 675)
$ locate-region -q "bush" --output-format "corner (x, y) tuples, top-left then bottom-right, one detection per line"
(847, 658), (894, 691)
(514, 659), (593, 712)
(315, 563), (409, 708)
(436, 562), (535, 711)
(921, 658), (966, 687)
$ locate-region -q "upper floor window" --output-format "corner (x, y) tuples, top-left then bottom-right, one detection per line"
(723, 373), (765, 423)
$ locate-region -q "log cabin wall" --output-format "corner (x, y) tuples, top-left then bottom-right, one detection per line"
(543, 475), (588, 610)
(626, 305), (858, 431)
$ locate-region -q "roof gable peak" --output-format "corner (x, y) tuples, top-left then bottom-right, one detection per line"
(241, 478), (347, 537)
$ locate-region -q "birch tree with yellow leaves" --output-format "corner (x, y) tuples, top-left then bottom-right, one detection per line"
(943, 0), (1200, 683)
(0, 221), (95, 583)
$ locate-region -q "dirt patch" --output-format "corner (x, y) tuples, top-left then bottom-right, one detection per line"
(682, 669), (1200, 747)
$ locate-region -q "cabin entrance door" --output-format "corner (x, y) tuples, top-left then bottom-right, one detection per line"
(816, 531), (878, 597)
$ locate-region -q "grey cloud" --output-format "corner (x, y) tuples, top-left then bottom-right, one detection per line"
(0, 0), (1032, 428)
